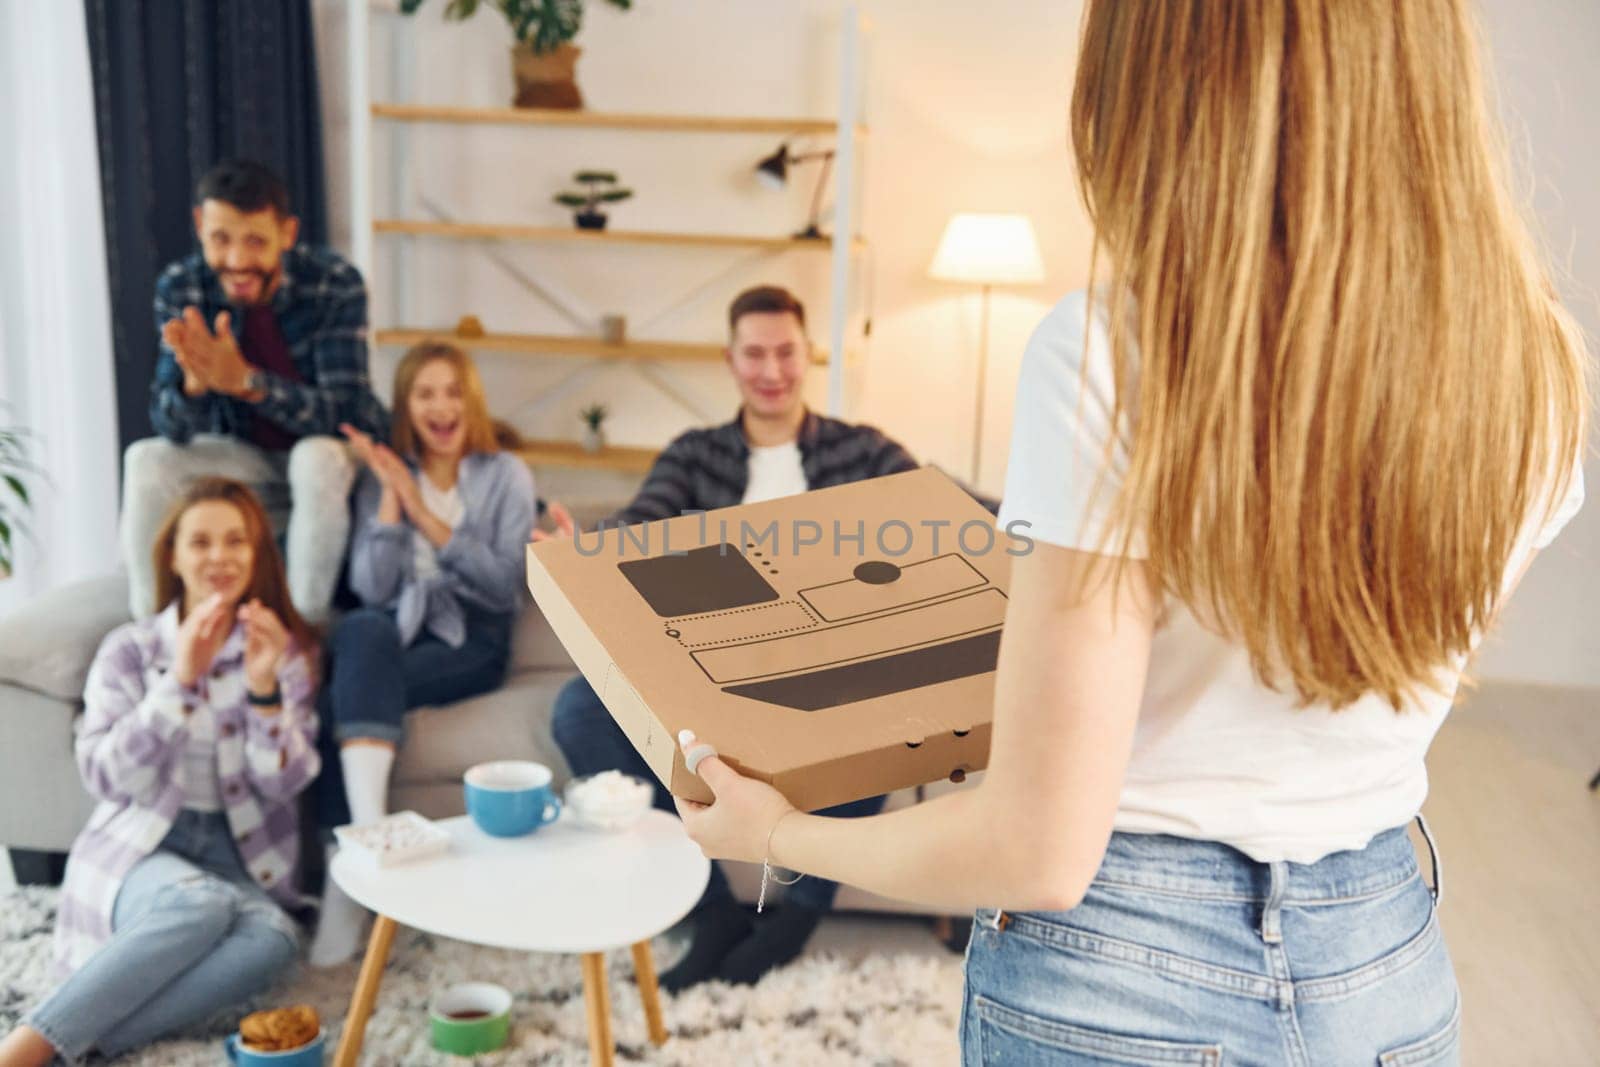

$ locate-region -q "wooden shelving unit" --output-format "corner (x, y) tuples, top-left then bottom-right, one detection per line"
(348, 2), (869, 469)
(372, 102), (863, 139)
(513, 439), (659, 473)
(375, 328), (829, 366)
(373, 218), (864, 254)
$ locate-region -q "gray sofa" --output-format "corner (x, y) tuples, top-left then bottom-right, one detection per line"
(0, 572), (968, 916)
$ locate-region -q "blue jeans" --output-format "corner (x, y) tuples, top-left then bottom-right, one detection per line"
(550, 674), (885, 912)
(26, 810), (301, 1062)
(316, 606), (513, 827)
(960, 820), (1460, 1066)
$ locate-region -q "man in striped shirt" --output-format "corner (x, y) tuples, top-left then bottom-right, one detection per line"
(544, 285), (980, 989)
(119, 159), (388, 624)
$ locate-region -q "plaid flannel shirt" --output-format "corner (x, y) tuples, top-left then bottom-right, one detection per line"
(52, 605), (320, 977)
(150, 245), (389, 445)
(608, 409), (996, 526)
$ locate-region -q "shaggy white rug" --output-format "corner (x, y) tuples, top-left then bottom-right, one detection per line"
(0, 888), (963, 1065)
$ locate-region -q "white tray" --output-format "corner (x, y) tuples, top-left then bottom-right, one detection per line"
(334, 811), (451, 868)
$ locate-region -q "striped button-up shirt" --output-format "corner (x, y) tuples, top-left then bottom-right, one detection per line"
(53, 603), (320, 976)
(150, 245), (389, 445)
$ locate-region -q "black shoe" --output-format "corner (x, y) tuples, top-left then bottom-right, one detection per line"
(715, 903), (824, 985)
(659, 899), (753, 993)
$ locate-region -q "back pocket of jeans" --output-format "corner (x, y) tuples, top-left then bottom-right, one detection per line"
(1377, 995), (1460, 1066)
(975, 995), (1223, 1065)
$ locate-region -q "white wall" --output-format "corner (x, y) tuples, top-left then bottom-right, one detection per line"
(1470, 0), (1600, 687)
(313, 1), (1596, 687)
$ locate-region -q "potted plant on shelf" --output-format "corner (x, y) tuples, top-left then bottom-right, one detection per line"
(398, 0), (633, 110)
(555, 171), (633, 230)
(579, 403), (608, 453)
(0, 422), (34, 581)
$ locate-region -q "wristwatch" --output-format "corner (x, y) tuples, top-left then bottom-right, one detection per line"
(247, 686), (282, 707)
(244, 369), (269, 397)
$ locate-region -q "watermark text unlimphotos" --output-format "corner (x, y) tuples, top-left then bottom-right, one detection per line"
(571, 511), (1035, 558)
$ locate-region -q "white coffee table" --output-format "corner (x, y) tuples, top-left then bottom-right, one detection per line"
(328, 810), (709, 1066)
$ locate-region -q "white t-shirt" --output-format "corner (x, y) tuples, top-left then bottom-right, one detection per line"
(999, 290), (1586, 863)
(413, 475), (466, 578)
(742, 442), (808, 505)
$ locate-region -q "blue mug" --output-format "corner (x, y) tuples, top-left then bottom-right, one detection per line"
(465, 761), (562, 837)
(225, 1029), (325, 1066)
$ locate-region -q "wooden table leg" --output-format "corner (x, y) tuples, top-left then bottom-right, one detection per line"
(630, 940), (669, 1046)
(580, 952), (615, 1066)
(334, 915), (398, 1067)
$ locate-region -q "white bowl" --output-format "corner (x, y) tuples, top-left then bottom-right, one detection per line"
(564, 772), (654, 831)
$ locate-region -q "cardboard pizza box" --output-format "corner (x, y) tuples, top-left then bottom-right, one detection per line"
(525, 467), (1020, 811)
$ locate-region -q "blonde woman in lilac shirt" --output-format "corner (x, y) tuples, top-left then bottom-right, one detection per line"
(0, 479), (321, 1067)
(308, 341), (536, 965)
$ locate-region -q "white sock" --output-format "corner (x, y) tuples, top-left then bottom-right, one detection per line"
(309, 843), (369, 968)
(340, 743), (394, 827)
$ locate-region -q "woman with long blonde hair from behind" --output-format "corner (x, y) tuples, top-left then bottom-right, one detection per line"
(660, 2), (1588, 1063)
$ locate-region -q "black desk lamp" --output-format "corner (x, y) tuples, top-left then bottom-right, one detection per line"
(755, 142), (836, 240)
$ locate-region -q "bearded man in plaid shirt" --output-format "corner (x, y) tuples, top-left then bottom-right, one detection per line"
(119, 159), (388, 624)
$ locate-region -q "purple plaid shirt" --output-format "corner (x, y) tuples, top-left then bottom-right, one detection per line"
(53, 603), (320, 976)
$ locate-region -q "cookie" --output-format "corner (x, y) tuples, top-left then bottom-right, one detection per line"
(240, 1004), (320, 1052)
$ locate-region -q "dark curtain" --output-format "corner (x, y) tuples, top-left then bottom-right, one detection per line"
(83, 0), (328, 455)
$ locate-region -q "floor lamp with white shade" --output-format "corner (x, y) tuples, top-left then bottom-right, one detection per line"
(927, 213), (1045, 486)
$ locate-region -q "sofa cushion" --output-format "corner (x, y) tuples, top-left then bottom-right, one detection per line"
(510, 605), (578, 674)
(0, 573), (130, 702)
(390, 669), (573, 787)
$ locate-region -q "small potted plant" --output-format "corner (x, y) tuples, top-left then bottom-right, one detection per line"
(555, 171), (633, 231)
(399, 0), (633, 110)
(579, 403), (608, 453)
(0, 422), (34, 581)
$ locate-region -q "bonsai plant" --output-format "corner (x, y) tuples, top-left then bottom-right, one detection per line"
(399, 0), (633, 110)
(0, 422), (34, 581)
(579, 403), (608, 453)
(555, 171), (633, 230)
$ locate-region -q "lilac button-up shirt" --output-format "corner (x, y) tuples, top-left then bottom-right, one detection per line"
(53, 602), (320, 976)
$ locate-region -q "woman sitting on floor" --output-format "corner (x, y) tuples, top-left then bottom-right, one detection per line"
(309, 339), (536, 966)
(0, 479), (320, 1067)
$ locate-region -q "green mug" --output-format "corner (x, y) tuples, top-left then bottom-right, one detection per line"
(429, 982), (512, 1055)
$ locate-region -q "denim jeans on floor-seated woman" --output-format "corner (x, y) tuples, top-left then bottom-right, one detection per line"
(960, 818), (1460, 1066)
(25, 809), (301, 1063)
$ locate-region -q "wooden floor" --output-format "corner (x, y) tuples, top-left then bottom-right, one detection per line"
(1413, 681), (1600, 1064)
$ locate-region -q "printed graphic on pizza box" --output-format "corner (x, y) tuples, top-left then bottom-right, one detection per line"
(527, 467), (1024, 811)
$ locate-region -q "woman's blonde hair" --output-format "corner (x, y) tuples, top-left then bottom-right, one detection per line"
(1070, 0), (1590, 708)
(390, 341), (500, 458)
(151, 477), (317, 654)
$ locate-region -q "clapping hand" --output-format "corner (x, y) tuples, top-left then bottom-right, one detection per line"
(173, 593), (234, 689)
(341, 423), (422, 520)
(239, 599), (290, 701)
(162, 307), (253, 396)
(531, 500), (577, 543)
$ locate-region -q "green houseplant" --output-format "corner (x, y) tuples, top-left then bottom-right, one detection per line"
(579, 403), (608, 453)
(399, 0), (634, 109)
(0, 423), (34, 580)
(555, 171), (633, 230)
